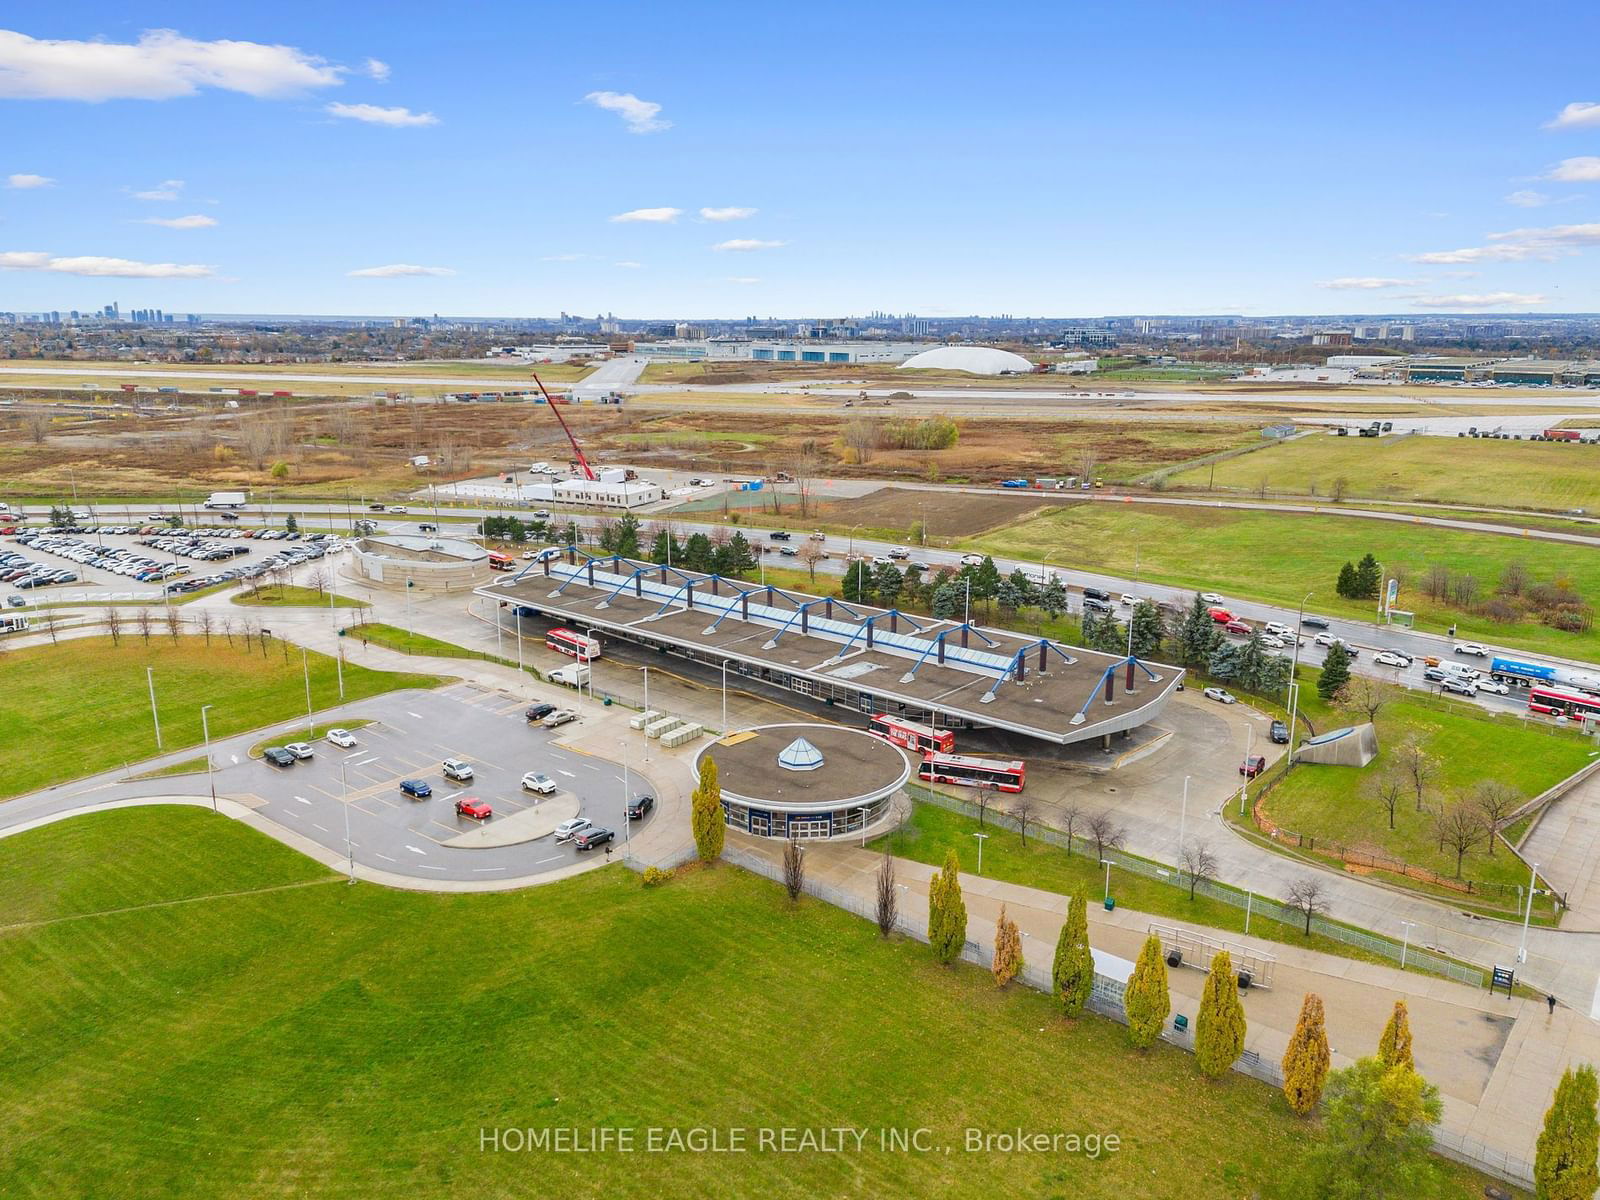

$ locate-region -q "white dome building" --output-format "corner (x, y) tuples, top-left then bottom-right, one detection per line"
(898, 346), (1036, 375)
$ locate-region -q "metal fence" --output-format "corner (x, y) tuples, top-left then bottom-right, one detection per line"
(906, 784), (1485, 988)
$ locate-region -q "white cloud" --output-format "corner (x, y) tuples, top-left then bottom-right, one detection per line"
(613, 261), (643, 269)
(0, 28), (342, 101)
(1411, 220), (1600, 264)
(1409, 292), (1546, 309)
(1408, 243), (1549, 264)
(700, 206), (757, 222)
(713, 238), (784, 252)
(347, 263), (455, 277)
(1547, 157), (1600, 183)
(725, 276), (761, 285)
(1317, 277), (1418, 290)
(1505, 189), (1551, 208)
(6, 173), (54, 189)
(131, 179), (184, 201)
(325, 102), (438, 127)
(1487, 222), (1600, 247)
(0, 250), (214, 277)
(364, 58), (390, 82)
(609, 207), (681, 223)
(583, 90), (669, 134)
(1548, 102), (1600, 130)
(140, 214), (217, 229)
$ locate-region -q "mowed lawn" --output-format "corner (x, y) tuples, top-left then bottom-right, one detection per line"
(1258, 682), (1592, 903)
(0, 809), (1503, 1200)
(0, 636), (442, 799)
(1165, 433), (1600, 512)
(966, 502), (1600, 661)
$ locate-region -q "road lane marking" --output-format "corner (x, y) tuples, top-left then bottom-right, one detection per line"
(418, 864), (446, 872)
(312, 824), (329, 833)
(293, 795), (311, 805)
(405, 844), (428, 856)
(535, 856), (563, 864)
(407, 711), (424, 720)
(471, 867), (506, 873)
(557, 769), (576, 778)
(376, 853), (397, 863)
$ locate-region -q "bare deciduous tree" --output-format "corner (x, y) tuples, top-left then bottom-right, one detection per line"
(22, 409), (52, 444)
(308, 568), (329, 599)
(105, 606), (124, 647)
(1471, 781), (1522, 857)
(797, 540), (826, 583)
(1371, 770), (1407, 831)
(195, 607), (214, 646)
(1285, 878), (1329, 935)
(1011, 796), (1037, 847)
(163, 605), (182, 643)
(1329, 476), (1348, 502)
(1059, 800), (1084, 857)
(782, 839), (805, 903)
(1338, 676), (1399, 723)
(1395, 736), (1437, 813)
(1179, 841), (1219, 900)
(134, 607), (153, 645)
(1086, 810), (1126, 862)
(874, 854), (897, 937)
(1433, 804), (1484, 877)
(972, 782), (999, 828)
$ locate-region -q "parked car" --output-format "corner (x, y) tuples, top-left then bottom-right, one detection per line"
(1203, 687), (1236, 704)
(1301, 615), (1331, 630)
(626, 793), (655, 820)
(1223, 620), (1252, 636)
(284, 742), (315, 760)
(1269, 720), (1290, 744)
(262, 747), (297, 768)
(1373, 651), (1409, 668)
(399, 778), (433, 798)
(521, 771), (557, 794)
(525, 702), (556, 723)
(442, 758), (474, 782)
(1239, 755), (1266, 778)
(455, 797), (492, 821)
(573, 826), (615, 851)
(1453, 641), (1490, 657)
(326, 728), (357, 748)
(543, 708), (579, 728)
(553, 817), (592, 843)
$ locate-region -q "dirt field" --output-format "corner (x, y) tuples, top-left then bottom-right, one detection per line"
(808, 487), (1064, 537)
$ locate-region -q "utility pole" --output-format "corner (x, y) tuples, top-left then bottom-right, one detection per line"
(147, 666), (163, 751)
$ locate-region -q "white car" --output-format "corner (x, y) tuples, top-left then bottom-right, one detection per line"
(1453, 642), (1490, 657)
(389, 505), (409, 513)
(1203, 686), (1237, 704)
(325, 728), (357, 748)
(553, 817), (592, 843)
(1373, 651), (1409, 669)
(533, 547), (563, 563)
(284, 742), (315, 760)
(1264, 621), (1291, 637)
(1476, 678), (1511, 696)
(521, 771), (557, 794)
(871, 555), (895, 567)
(1200, 592), (1225, 604)
(1120, 593), (1139, 606)
(1261, 635), (1286, 650)
(959, 553), (985, 567)
(543, 708), (579, 728)
(1313, 632), (1338, 648)
(887, 546), (910, 559)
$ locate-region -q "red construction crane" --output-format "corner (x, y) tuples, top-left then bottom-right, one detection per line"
(530, 371), (597, 481)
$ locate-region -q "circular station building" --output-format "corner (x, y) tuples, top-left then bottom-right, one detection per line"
(348, 533), (490, 594)
(697, 722), (911, 841)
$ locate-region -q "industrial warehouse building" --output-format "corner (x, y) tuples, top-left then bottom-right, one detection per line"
(436, 468), (664, 510)
(478, 550), (1185, 750)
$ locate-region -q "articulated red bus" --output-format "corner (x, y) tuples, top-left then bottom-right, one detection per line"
(1528, 685), (1600, 721)
(868, 714), (955, 755)
(487, 550), (514, 571)
(917, 753), (1026, 793)
(545, 627), (601, 662)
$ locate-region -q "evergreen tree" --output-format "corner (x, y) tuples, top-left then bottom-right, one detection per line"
(1039, 577), (1069, 620)
(874, 562), (905, 608)
(649, 528), (679, 565)
(613, 512), (642, 558)
(1129, 600), (1164, 658)
(1377, 1000), (1414, 1071)
(1255, 652), (1293, 698)
(1282, 992), (1331, 1116)
(992, 904), (1022, 987)
(562, 519), (580, 547)
(1178, 593), (1221, 665)
(928, 849), (966, 964)
(1235, 630), (1269, 692)
(1535, 1063), (1600, 1200)
(1007, 568), (1038, 609)
(1207, 639), (1244, 682)
(690, 756), (724, 862)
(1336, 561), (1358, 599)
(900, 564), (926, 609)
(722, 531), (757, 577)
(841, 560), (876, 605)
(682, 532), (714, 573)
(932, 582), (960, 620)
(284, 513), (298, 534)
(1318, 640), (1352, 700)
(1052, 893), (1094, 1019)
(1355, 552), (1383, 600)
(1195, 949), (1247, 1078)
(1124, 933), (1170, 1049)
(995, 577), (1026, 618)
(1296, 1057), (1442, 1200)
(970, 556), (1002, 616)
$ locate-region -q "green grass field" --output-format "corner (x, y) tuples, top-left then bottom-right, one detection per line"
(0, 808), (1504, 1199)
(0, 637), (443, 800)
(345, 621), (530, 674)
(1165, 433), (1600, 513)
(232, 584), (368, 608)
(1255, 678), (1591, 906)
(965, 501), (1600, 661)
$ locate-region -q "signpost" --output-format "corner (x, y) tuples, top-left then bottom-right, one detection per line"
(1490, 964), (1515, 996)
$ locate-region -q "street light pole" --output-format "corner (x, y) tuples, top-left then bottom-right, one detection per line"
(1399, 920), (1416, 971)
(1238, 723), (1254, 816)
(1178, 774), (1190, 855)
(1519, 860), (1540, 964)
(146, 666), (163, 751)
(721, 658), (728, 734)
(201, 703), (216, 813)
(1286, 590), (1313, 769)
(973, 831), (988, 875)
(302, 647), (314, 734)
(340, 761), (355, 884)
(1100, 858), (1113, 902)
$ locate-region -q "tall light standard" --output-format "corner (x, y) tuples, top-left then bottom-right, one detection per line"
(146, 666), (163, 751)
(301, 647), (314, 734)
(584, 626), (601, 709)
(972, 831), (989, 875)
(721, 658), (729, 734)
(1178, 774), (1191, 855)
(1399, 920), (1416, 971)
(1100, 858), (1113, 902)
(201, 703), (216, 813)
(1518, 860), (1541, 964)
(1238, 722), (1255, 816)
(1286, 590), (1314, 769)
(340, 760), (355, 884)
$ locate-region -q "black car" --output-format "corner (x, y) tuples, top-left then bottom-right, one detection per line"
(1380, 648), (1415, 665)
(626, 793), (655, 820)
(526, 702), (556, 723)
(573, 826), (615, 852)
(1301, 616), (1331, 630)
(1269, 720), (1290, 744)
(262, 747), (297, 768)
(399, 778), (433, 798)
(1083, 597), (1113, 614)
(768, 530), (792, 541)
(1082, 587), (1112, 603)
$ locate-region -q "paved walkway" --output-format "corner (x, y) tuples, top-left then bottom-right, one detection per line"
(1523, 771), (1600, 933)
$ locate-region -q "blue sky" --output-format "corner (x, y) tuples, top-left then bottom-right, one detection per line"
(3, 2), (1600, 318)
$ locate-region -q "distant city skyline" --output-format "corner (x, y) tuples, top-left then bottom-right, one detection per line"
(3, 3), (1600, 316)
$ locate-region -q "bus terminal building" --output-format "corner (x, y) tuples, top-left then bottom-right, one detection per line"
(477, 550), (1185, 752)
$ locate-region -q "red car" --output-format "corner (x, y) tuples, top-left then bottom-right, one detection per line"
(455, 797), (492, 821)
(1207, 606), (1234, 624)
(1239, 755), (1266, 779)
(1224, 620), (1252, 636)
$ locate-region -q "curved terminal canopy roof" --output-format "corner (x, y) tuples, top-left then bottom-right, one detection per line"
(898, 346), (1035, 375)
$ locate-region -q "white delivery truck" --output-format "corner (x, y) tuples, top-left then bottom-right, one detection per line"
(204, 491), (248, 510)
(549, 663), (591, 689)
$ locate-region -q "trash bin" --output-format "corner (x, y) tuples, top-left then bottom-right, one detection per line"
(1173, 1014), (1189, 1032)
(1237, 970), (1253, 990)
(1167, 949), (1183, 968)
(1103, 896), (1115, 911)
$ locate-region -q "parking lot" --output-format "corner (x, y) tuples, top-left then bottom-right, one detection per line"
(237, 685), (656, 880)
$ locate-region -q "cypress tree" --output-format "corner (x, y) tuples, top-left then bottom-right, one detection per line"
(929, 849), (966, 964)
(1052, 893), (1094, 1018)
(1356, 552), (1383, 600)
(1317, 640), (1352, 700)
(1536, 1063), (1600, 1200)
(1195, 949), (1247, 1078)
(1123, 934), (1170, 1049)
(1377, 1000), (1414, 1071)
(1282, 992), (1332, 1116)
(1336, 561), (1357, 598)
(690, 756), (724, 862)
(992, 904), (1022, 987)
